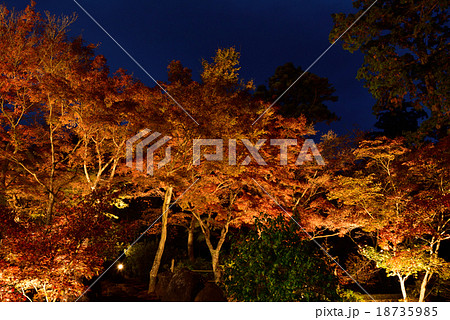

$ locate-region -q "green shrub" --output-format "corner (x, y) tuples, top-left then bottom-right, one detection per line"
(175, 257), (212, 272)
(338, 288), (365, 302)
(223, 215), (340, 301)
(123, 240), (158, 278)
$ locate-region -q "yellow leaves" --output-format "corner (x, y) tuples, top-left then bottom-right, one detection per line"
(321, 130), (338, 142)
(103, 212), (119, 219)
(361, 245), (449, 279)
(328, 174), (383, 208)
(355, 137), (407, 160)
(111, 197), (128, 209)
(354, 137), (408, 176)
(244, 78), (255, 90)
(201, 47), (242, 87)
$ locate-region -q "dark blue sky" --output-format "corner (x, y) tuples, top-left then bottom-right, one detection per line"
(7, 0), (377, 135)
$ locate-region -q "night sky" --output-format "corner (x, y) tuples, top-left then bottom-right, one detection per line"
(7, 0), (377, 135)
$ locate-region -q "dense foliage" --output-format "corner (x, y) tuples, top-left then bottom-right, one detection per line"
(0, 1), (449, 302)
(330, 0), (449, 139)
(223, 216), (340, 301)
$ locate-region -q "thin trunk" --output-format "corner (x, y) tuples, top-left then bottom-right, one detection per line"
(107, 140), (125, 189)
(0, 157), (8, 188)
(419, 270), (431, 302)
(83, 137), (92, 189)
(204, 224), (228, 284)
(148, 186), (173, 293)
(46, 192), (55, 225)
(107, 158), (119, 189)
(46, 102), (56, 225)
(91, 139), (103, 191)
(83, 159), (92, 188)
(193, 192), (236, 283)
(398, 275), (408, 302)
(187, 216), (195, 263)
(92, 171), (102, 191)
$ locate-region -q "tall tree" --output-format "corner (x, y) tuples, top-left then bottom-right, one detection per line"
(313, 136), (450, 301)
(0, 3), (141, 300)
(174, 48), (319, 283)
(0, 2), (142, 219)
(70, 60), (142, 193)
(255, 62), (338, 124)
(124, 60), (202, 292)
(330, 0), (450, 139)
(0, 3), (82, 224)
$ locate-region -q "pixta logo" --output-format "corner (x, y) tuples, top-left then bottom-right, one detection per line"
(126, 129), (325, 176)
(126, 129), (171, 176)
(193, 138), (325, 166)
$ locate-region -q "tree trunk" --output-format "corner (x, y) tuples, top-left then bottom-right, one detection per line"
(47, 103), (56, 225)
(107, 158), (119, 189)
(192, 192), (235, 284)
(398, 275), (408, 302)
(187, 216), (195, 263)
(419, 270), (431, 302)
(210, 250), (220, 283)
(45, 192), (55, 225)
(0, 158), (8, 188)
(203, 226), (228, 284)
(148, 186), (173, 293)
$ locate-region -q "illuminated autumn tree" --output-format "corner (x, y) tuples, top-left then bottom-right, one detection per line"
(0, 2), (144, 218)
(70, 59), (144, 193)
(122, 59), (205, 292)
(360, 137), (450, 301)
(0, 3), (56, 219)
(168, 48), (320, 283)
(0, 192), (130, 301)
(400, 137), (450, 301)
(0, 3), (140, 301)
(323, 137), (416, 300)
(0, 3), (89, 223)
(168, 47), (270, 283)
(316, 136), (450, 301)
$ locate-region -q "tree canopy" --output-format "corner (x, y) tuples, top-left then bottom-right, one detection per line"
(1, 1), (449, 302)
(330, 0), (450, 139)
(255, 62), (339, 124)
